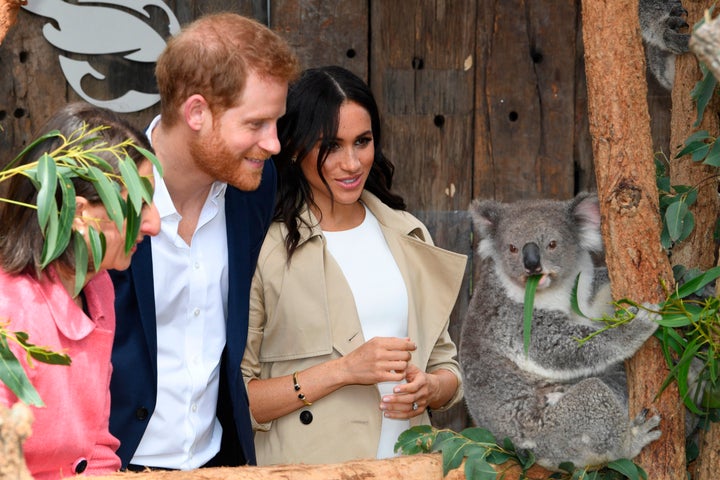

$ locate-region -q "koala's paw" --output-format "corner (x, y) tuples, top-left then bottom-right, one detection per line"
(663, 2), (690, 53)
(626, 408), (661, 459)
(628, 303), (661, 332)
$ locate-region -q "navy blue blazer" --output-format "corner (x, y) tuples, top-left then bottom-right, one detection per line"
(108, 160), (276, 468)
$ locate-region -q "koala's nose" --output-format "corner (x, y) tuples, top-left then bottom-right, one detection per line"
(522, 242), (542, 274)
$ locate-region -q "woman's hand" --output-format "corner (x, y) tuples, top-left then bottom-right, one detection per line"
(339, 336), (416, 385)
(379, 364), (458, 419)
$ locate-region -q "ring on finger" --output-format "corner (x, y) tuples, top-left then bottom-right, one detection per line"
(412, 402), (419, 411)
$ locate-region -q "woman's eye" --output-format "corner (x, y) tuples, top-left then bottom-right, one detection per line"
(356, 136), (372, 147)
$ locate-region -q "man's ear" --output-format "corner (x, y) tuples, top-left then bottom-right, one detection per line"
(73, 196), (90, 234)
(183, 94), (210, 132)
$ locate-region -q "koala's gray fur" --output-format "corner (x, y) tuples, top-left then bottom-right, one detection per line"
(639, 0), (690, 89)
(460, 193), (660, 470)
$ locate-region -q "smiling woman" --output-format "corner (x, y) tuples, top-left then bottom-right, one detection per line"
(241, 66), (467, 466)
(0, 102), (160, 479)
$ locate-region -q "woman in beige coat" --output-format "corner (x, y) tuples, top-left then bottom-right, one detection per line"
(241, 66), (467, 465)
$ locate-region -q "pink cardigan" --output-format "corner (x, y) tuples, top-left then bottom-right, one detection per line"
(0, 267), (121, 479)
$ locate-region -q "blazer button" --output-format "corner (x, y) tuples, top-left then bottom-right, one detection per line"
(299, 410), (313, 425)
(73, 458), (87, 474)
(135, 407), (149, 420)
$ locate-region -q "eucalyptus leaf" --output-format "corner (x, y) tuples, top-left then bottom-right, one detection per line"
(523, 275), (541, 354)
(27, 347), (71, 366)
(39, 200), (60, 269)
(83, 152), (114, 172)
(607, 458), (643, 480)
(87, 226), (106, 271)
(671, 266), (720, 299)
(54, 174), (77, 263)
(703, 139), (720, 168)
(394, 425), (434, 455)
(2, 130), (61, 172)
(461, 427), (497, 444)
(691, 64), (718, 127)
(87, 165), (124, 231)
(675, 140), (710, 160)
(134, 145), (163, 176)
(0, 338), (44, 406)
(118, 155), (144, 213)
(36, 153), (57, 231)
(72, 230), (88, 297)
(463, 456), (497, 480)
(665, 201), (689, 242)
(439, 436), (469, 474)
(124, 200), (140, 254)
(140, 176), (155, 205)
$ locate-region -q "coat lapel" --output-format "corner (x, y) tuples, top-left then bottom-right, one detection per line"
(129, 235), (158, 374)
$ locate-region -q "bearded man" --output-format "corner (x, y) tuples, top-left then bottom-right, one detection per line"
(109, 12), (298, 471)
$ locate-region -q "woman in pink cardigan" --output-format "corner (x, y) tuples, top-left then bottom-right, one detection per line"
(0, 103), (160, 479)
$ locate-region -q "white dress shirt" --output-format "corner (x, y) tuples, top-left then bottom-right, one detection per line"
(131, 118), (228, 469)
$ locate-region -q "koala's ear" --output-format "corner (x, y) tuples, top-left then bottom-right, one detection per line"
(469, 199), (502, 239)
(570, 192), (603, 252)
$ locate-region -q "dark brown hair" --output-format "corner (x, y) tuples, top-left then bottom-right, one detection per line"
(274, 66), (407, 261)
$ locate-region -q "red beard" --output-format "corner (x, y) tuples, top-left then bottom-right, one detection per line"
(188, 128), (266, 191)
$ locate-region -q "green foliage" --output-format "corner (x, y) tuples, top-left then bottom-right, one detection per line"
(1, 124), (161, 295)
(653, 268), (720, 417)
(0, 320), (71, 407)
(0, 123), (160, 405)
(656, 155), (700, 250)
(523, 275), (541, 354)
(395, 426), (647, 480)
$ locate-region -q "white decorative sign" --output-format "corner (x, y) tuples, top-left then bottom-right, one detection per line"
(22, 0), (180, 113)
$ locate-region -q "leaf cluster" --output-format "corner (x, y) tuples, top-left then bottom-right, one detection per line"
(0, 123), (161, 296)
(394, 426), (647, 480)
(654, 267), (720, 418)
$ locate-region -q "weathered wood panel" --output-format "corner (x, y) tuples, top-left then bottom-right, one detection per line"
(0, 13), (66, 160)
(271, 1), (368, 78)
(475, 0), (580, 203)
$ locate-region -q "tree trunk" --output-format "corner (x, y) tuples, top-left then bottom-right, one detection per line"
(0, 0), (24, 45)
(671, 6), (720, 480)
(670, 2), (720, 271)
(580, 1), (683, 480)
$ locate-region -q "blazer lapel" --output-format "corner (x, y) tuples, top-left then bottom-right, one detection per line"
(130, 235), (159, 374)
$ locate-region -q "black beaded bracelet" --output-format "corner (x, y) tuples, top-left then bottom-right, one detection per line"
(292, 371), (312, 406)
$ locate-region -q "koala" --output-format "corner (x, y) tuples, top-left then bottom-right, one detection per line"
(459, 192), (661, 470)
(639, 0), (690, 89)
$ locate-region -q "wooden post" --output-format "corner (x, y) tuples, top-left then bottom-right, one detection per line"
(580, 1), (683, 479)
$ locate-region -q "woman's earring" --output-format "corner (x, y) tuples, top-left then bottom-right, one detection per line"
(290, 156), (297, 164)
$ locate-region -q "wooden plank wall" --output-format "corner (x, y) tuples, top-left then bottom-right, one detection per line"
(0, 0), (672, 432)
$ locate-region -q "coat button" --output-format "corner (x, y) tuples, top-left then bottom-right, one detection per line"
(299, 410), (313, 425)
(73, 458), (87, 474)
(135, 407), (149, 420)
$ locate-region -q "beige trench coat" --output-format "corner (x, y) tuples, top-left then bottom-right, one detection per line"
(241, 191), (467, 465)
